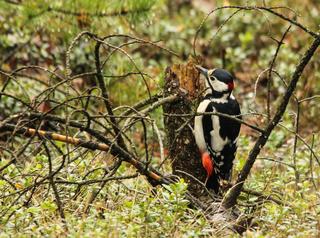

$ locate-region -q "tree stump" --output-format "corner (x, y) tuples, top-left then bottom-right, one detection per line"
(163, 57), (207, 196)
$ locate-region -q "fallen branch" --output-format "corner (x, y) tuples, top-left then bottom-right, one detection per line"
(0, 123), (164, 184)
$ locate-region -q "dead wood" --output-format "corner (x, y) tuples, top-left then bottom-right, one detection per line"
(162, 57), (208, 196)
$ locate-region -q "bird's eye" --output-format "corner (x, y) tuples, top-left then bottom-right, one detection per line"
(210, 75), (217, 81)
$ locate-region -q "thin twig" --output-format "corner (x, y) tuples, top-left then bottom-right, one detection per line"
(267, 25), (292, 121)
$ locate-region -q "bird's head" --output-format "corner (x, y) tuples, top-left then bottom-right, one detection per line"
(196, 65), (235, 96)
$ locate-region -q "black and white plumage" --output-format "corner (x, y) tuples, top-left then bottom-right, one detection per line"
(194, 66), (241, 193)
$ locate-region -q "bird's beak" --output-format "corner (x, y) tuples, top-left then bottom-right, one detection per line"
(195, 65), (208, 78)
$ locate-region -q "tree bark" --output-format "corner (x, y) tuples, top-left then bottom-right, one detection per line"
(163, 57), (207, 195)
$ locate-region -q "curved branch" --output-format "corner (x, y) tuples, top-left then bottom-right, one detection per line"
(222, 35), (320, 209)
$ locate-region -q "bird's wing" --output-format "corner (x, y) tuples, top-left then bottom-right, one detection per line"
(194, 99), (211, 153)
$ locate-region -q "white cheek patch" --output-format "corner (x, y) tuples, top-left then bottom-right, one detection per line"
(210, 78), (228, 92)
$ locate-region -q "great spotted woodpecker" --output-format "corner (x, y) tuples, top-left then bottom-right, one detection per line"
(194, 65), (241, 193)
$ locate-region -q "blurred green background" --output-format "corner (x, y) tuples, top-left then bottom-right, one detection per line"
(0, 0), (319, 237)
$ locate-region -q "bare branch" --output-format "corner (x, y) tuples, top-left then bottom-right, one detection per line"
(222, 35), (320, 209)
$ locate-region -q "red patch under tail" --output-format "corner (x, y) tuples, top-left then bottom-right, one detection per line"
(201, 152), (214, 178)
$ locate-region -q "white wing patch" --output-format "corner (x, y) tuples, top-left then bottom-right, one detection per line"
(210, 106), (229, 152)
(195, 99), (234, 157)
(194, 99), (211, 153)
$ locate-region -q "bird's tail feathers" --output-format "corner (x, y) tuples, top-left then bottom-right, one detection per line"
(206, 175), (220, 194)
